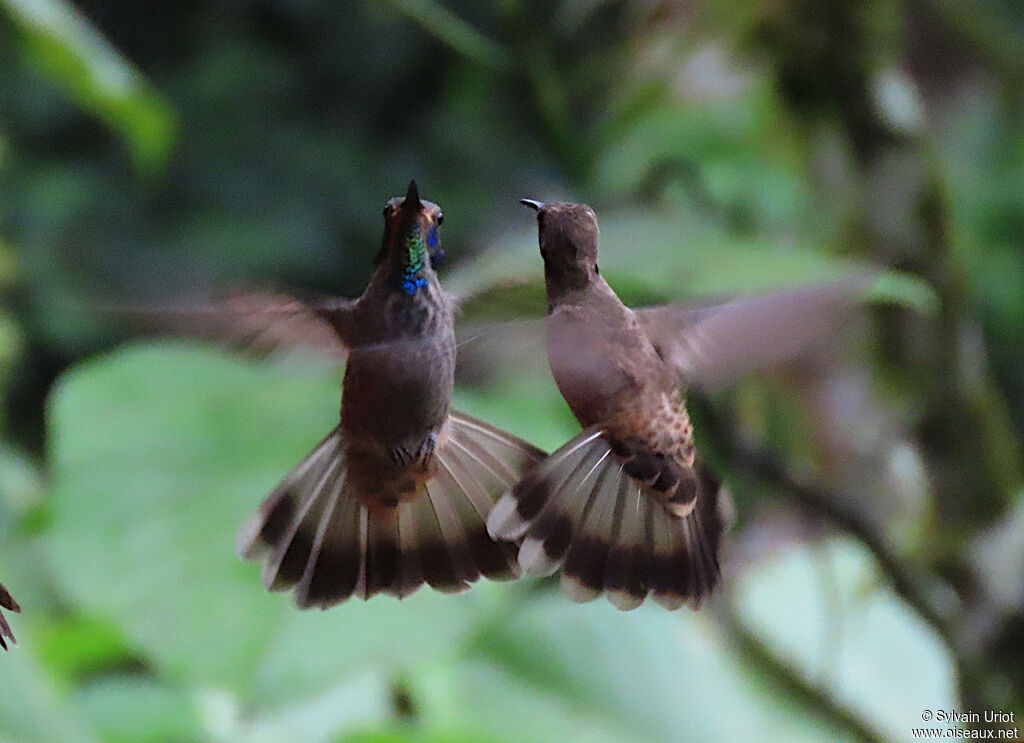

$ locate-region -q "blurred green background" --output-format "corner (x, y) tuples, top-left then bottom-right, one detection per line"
(1, 0), (1023, 741)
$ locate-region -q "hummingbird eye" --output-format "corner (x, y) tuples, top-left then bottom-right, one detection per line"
(436, 212), (444, 225)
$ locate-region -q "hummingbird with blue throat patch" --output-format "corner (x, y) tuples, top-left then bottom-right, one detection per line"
(487, 199), (868, 610)
(231, 181), (545, 606)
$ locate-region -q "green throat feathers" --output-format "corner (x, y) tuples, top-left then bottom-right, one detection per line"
(400, 225), (428, 295)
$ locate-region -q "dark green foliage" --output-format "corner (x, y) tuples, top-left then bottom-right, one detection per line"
(0, 0), (1022, 740)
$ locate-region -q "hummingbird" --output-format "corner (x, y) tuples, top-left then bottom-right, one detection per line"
(0, 580), (18, 650)
(234, 181), (545, 606)
(487, 199), (868, 610)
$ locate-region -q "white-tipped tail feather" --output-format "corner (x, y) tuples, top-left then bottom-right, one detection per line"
(487, 426), (730, 610)
(238, 410), (545, 607)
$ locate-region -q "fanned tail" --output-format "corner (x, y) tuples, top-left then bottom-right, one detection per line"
(238, 411), (545, 607)
(487, 427), (730, 610)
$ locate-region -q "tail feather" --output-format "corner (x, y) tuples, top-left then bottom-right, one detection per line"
(447, 414), (537, 483)
(0, 581), (18, 651)
(425, 477), (481, 587)
(487, 429), (604, 543)
(395, 500), (424, 596)
(560, 460), (621, 603)
(686, 460), (727, 602)
(237, 427), (341, 561)
(0, 613), (13, 651)
(239, 410), (544, 608)
(649, 500), (685, 610)
(360, 513), (401, 599)
(604, 480), (650, 610)
(266, 462), (344, 591)
(414, 481), (471, 593)
(432, 447), (518, 581)
(489, 427), (728, 610)
(517, 440), (612, 577)
(297, 494), (361, 608)
(433, 457), (515, 581)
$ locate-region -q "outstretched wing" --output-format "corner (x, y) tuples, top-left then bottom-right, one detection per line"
(636, 277), (873, 388)
(110, 290), (356, 361)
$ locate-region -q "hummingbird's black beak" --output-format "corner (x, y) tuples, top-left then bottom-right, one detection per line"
(520, 198), (545, 211)
(405, 180), (422, 211)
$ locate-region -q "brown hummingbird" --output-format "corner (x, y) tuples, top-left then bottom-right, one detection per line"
(487, 199), (869, 610)
(0, 580), (18, 650)
(233, 181), (545, 606)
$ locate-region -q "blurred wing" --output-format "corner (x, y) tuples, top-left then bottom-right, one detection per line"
(637, 277), (872, 388)
(111, 290), (355, 361)
(454, 317), (550, 384)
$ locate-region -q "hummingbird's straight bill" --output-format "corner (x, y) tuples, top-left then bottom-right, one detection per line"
(229, 181), (545, 606)
(488, 199), (872, 611)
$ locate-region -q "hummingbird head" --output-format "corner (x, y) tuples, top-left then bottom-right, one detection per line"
(520, 199), (600, 293)
(378, 180), (445, 295)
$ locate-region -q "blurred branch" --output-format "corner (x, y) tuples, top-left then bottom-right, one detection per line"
(910, 177), (1024, 528)
(714, 599), (893, 743)
(380, 0), (511, 72)
(705, 398), (1023, 719)
(742, 0), (1024, 714)
(700, 402), (956, 645)
(518, 43), (587, 179)
(920, 0), (1024, 84)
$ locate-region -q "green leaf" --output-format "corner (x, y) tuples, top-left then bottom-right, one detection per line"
(247, 589), (492, 711)
(46, 344), (320, 690)
(0, 440), (44, 513)
(462, 596), (862, 743)
(339, 726), (502, 743)
(73, 675), (202, 743)
(868, 271), (940, 316)
(0, 237), (18, 288)
(411, 658), (650, 743)
(2, 0), (177, 172)
(237, 671), (392, 743)
(0, 647), (102, 743)
(33, 614), (138, 683)
(45, 343), (515, 720)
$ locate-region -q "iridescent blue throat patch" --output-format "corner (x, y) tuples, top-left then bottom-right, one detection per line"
(401, 226), (428, 295)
